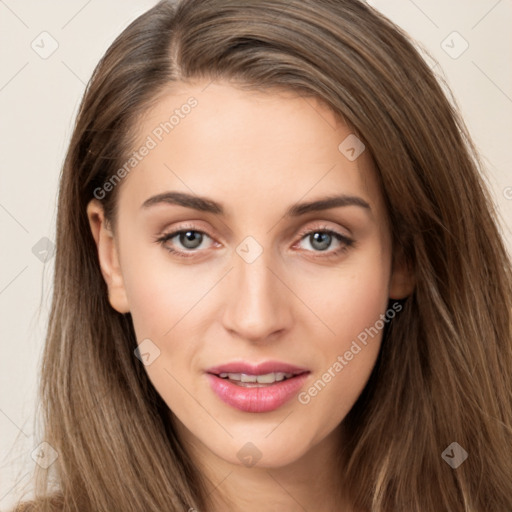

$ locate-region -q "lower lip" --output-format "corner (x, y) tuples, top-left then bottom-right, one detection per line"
(206, 373), (310, 413)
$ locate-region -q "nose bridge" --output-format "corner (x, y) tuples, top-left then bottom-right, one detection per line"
(221, 242), (290, 341)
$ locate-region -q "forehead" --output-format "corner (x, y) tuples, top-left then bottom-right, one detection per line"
(117, 80), (385, 221)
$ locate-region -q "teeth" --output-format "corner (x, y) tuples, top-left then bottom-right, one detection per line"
(257, 372), (288, 383)
(218, 372), (294, 384)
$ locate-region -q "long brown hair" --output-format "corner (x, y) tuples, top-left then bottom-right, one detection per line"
(13, 0), (512, 510)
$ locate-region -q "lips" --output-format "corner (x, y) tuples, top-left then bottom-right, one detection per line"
(205, 361), (311, 413)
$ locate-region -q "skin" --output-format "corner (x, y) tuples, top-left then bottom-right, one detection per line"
(87, 81), (413, 512)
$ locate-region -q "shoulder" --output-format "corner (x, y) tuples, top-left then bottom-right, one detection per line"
(11, 495), (64, 512)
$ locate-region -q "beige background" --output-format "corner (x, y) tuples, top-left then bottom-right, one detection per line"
(1, 0), (511, 508)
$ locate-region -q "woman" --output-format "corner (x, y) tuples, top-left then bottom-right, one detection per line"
(14, 0), (512, 510)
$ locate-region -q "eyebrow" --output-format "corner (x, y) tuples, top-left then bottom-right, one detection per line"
(141, 191), (371, 216)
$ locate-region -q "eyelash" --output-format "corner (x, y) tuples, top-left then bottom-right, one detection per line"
(153, 223), (354, 260)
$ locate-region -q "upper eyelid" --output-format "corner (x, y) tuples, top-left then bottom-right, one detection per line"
(295, 223), (351, 239)
(160, 223), (349, 238)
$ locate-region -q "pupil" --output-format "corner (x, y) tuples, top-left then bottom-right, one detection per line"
(310, 232), (331, 251)
(180, 231), (202, 249)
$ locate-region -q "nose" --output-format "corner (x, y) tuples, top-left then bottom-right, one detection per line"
(221, 248), (293, 343)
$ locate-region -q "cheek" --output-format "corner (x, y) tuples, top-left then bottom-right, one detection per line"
(324, 267), (390, 341)
(292, 246), (391, 423)
(119, 237), (201, 337)
(295, 240), (391, 347)
(120, 251), (205, 408)
(119, 240), (218, 395)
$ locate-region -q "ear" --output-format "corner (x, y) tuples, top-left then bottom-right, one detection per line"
(86, 199), (130, 313)
(388, 248), (415, 300)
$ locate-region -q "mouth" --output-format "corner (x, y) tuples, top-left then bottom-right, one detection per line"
(213, 370), (306, 387)
(205, 361), (311, 413)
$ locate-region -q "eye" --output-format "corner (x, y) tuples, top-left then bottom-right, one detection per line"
(154, 225), (216, 258)
(154, 223), (354, 260)
(294, 225), (354, 258)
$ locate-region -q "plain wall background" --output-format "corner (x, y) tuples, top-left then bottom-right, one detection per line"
(1, 0), (511, 509)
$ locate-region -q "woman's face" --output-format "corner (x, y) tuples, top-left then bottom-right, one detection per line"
(88, 80), (411, 469)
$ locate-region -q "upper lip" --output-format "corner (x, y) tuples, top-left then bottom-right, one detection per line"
(206, 361), (310, 376)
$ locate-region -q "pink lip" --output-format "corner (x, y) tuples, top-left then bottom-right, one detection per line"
(205, 360), (310, 413)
